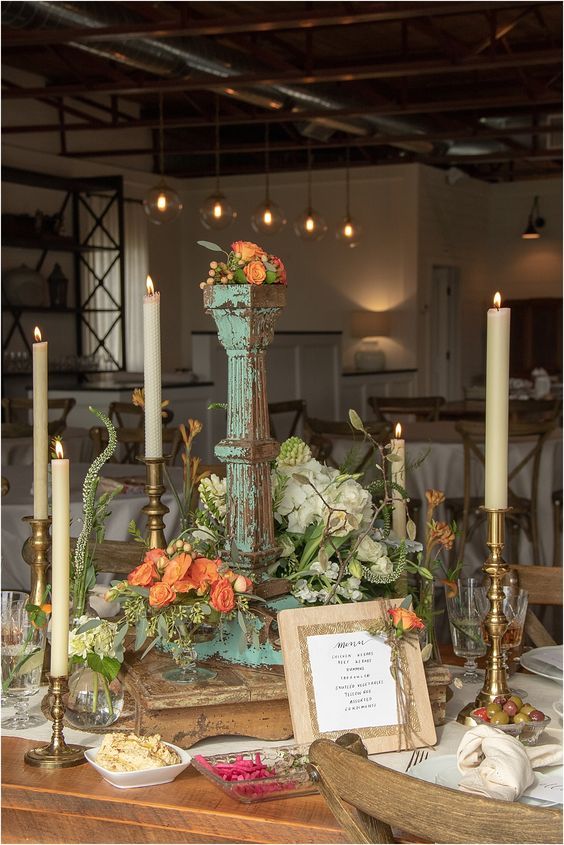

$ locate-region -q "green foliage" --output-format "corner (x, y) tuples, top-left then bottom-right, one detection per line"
(197, 240), (225, 253)
(128, 520), (148, 546)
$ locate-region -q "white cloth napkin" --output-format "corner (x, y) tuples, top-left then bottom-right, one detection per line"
(456, 725), (562, 802)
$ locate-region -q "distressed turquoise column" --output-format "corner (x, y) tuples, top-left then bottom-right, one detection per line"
(203, 284), (286, 574)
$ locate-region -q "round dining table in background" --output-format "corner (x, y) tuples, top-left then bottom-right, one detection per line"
(0, 462), (183, 592)
(1, 426), (93, 467)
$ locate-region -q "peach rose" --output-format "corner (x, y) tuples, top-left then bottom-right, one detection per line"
(148, 582), (176, 609)
(244, 260), (266, 285)
(231, 240), (265, 262)
(144, 547), (168, 575)
(270, 256), (286, 284)
(388, 607), (425, 631)
(233, 574), (253, 594)
(162, 552), (192, 585)
(128, 560), (158, 587)
(189, 557), (220, 590)
(210, 577), (236, 613)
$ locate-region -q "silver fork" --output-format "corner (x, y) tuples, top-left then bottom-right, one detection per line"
(405, 748), (430, 772)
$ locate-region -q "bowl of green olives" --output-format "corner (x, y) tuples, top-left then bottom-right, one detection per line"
(471, 695), (551, 745)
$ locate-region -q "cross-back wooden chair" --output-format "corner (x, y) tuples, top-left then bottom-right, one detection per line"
(308, 734), (563, 844)
(368, 395), (445, 422)
(552, 488), (562, 568)
(89, 426), (182, 466)
(268, 400), (306, 440)
(451, 420), (555, 564)
(506, 563), (563, 647)
(1, 397), (76, 436)
(303, 417), (391, 474)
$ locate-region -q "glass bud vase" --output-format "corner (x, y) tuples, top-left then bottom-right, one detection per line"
(65, 663), (124, 729)
(418, 578), (442, 664)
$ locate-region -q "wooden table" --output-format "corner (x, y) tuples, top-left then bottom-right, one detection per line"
(1, 737), (347, 844)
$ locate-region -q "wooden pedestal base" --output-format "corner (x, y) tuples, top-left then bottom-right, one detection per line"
(120, 649), (293, 749)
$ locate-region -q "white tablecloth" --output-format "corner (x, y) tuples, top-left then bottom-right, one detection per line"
(330, 421), (563, 571)
(1, 426), (92, 468)
(0, 463), (183, 591)
(2, 667), (561, 778)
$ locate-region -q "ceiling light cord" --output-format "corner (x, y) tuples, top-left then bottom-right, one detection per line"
(158, 92), (164, 178)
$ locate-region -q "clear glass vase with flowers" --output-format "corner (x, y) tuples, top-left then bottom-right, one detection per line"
(107, 540), (255, 684)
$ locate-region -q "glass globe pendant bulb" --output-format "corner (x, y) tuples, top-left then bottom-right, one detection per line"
(336, 215), (362, 248)
(251, 199), (286, 235)
(143, 180), (183, 225)
(199, 192), (237, 230)
(294, 207), (327, 241)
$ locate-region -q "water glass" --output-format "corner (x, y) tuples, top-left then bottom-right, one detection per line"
(445, 578), (488, 684)
(1, 591), (46, 729)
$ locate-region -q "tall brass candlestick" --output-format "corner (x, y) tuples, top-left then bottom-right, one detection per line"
(458, 507), (511, 724)
(21, 516), (51, 606)
(24, 675), (86, 768)
(142, 456), (169, 550)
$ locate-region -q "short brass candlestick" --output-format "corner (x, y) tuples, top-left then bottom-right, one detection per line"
(24, 675), (86, 768)
(21, 516), (51, 606)
(142, 456), (170, 550)
(458, 507), (511, 725)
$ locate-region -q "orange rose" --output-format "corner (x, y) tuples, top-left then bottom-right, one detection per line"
(162, 552), (192, 585)
(128, 560), (158, 587)
(270, 255), (286, 284)
(144, 547), (168, 575)
(231, 240), (265, 262)
(174, 578), (199, 594)
(149, 582), (176, 609)
(244, 260), (266, 285)
(210, 577), (236, 613)
(388, 607), (425, 631)
(189, 557), (220, 590)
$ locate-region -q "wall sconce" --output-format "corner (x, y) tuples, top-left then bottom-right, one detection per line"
(521, 196), (545, 239)
(350, 310), (391, 371)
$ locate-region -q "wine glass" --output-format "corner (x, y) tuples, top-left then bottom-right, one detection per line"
(502, 587), (529, 698)
(1, 591), (46, 729)
(445, 578), (488, 684)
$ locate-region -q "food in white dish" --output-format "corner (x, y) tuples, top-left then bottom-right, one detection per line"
(95, 732), (181, 772)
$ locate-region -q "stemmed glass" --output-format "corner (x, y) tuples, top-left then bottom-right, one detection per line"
(445, 578), (488, 684)
(1, 591), (46, 729)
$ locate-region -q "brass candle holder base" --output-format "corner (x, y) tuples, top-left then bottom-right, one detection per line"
(21, 516), (51, 607)
(141, 456), (170, 550)
(24, 676), (86, 768)
(457, 507), (511, 725)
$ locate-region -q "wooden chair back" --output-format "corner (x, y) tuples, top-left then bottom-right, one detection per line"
(89, 426), (182, 465)
(303, 417), (391, 474)
(454, 420), (555, 563)
(268, 400), (306, 440)
(2, 397), (76, 436)
(308, 735), (563, 844)
(507, 563), (563, 647)
(368, 395), (445, 422)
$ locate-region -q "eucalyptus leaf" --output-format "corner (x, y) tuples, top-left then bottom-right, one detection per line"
(140, 637), (158, 660)
(197, 240), (224, 252)
(420, 643), (433, 662)
(134, 615), (148, 650)
(292, 473), (311, 486)
(348, 409), (365, 432)
(400, 595), (413, 610)
(406, 518), (417, 541)
(237, 609), (247, 633)
(76, 618), (103, 634)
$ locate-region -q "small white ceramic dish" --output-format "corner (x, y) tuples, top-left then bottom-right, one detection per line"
(409, 754), (562, 807)
(84, 741), (191, 789)
(520, 646), (563, 682)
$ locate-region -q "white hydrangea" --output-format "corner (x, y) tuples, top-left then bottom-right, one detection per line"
(68, 619), (119, 660)
(199, 474), (227, 518)
(293, 579), (320, 603)
(355, 535), (393, 575)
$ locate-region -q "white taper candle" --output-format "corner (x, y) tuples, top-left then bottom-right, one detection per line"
(32, 327), (49, 520)
(143, 276), (163, 458)
(391, 422), (407, 539)
(485, 292), (511, 509)
(50, 440), (70, 677)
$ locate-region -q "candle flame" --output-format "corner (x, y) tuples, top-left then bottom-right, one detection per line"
(34, 326), (42, 342)
(494, 291), (502, 309)
(55, 441), (64, 459)
(146, 276), (155, 296)
(395, 422), (402, 438)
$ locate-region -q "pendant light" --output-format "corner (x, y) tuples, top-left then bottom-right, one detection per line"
(521, 196), (545, 239)
(143, 93), (183, 225)
(336, 148), (362, 248)
(294, 145), (327, 241)
(251, 123), (286, 235)
(200, 95), (236, 230)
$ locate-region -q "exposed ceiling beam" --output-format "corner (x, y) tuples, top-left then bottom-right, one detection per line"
(2, 49), (560, 100)
(60, 124), (560, 159)
(467, 5), (538, 56)
(423, 148), (562, 164)
(1, 3), (538, 47)
(3, 93), (560, 135)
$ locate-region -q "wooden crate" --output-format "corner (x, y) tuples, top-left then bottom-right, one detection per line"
(120, 649), (293, 749)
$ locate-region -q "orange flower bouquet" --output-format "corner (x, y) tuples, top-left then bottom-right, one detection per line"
(197, 239), (286, 288)
(106, 539), (254, 681)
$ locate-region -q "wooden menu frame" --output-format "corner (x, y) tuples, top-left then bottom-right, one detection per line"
(278, 598), (436, 754)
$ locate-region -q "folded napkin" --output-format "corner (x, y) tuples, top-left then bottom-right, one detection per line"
(456, 724), (562, 802)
